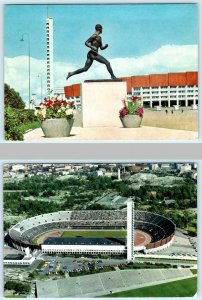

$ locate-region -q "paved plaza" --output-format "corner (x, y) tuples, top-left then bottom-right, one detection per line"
(24, 126), (197, 141)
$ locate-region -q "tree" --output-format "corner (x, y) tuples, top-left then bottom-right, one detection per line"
(4, 106), (24, 140)
(4, 83), (25, 109)
(4, 220), (11, 231)
(4, 281), (31, 294)
(28, 272), (35, 279)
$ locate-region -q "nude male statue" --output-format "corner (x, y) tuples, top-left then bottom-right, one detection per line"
(66, 24), (116, 80)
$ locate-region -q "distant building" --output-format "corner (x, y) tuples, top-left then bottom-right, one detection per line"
(176, 163), (184, 170)
(151, 191), (157, 197)
(64, 84), (81, 109)
(190, 171), (197, 180)
(129, 165), (143, 173)
(161, 163), (171, 170)
(151, 164), (159, 171)
(180, 164), (192, 174)
(12, 164), (25, 172)
(4, 253), (35, 266)
(96, 169), (105, 176)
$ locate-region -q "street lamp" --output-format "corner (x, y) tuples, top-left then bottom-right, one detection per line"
(37, 73), (43, 102)
(20, 33), (31, 109)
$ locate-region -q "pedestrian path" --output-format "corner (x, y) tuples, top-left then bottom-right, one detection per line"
(24, 126), (197, 141)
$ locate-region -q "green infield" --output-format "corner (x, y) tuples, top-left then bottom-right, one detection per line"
(103, 277), (197, 297)
(61, 230), (126, 238)
(32, 229), (126, 245)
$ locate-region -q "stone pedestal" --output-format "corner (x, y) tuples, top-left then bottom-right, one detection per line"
(81, 81), (127, 127)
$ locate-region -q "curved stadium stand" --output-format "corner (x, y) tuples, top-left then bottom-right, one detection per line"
(8, 210), (175, 252)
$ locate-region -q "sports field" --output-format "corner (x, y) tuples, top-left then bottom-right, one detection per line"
(32, 230), (127, 245)
(103, 277), (197, 297)
(33, 229), (152, 246)
(61, 230), (126, 238)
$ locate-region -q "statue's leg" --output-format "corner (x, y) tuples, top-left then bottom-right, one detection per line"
(66, 57), (93, 80)
(94, 54), (116, 79)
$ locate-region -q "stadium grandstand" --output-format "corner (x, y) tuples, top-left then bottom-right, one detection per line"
(63, 71), (198, 109)
(7, 201), (175, 259)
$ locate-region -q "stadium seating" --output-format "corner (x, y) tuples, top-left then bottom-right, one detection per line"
(8, 209), (175, 251)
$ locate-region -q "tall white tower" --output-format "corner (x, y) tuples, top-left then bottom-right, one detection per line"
(127, 199), (134, 261)
(46, 17), (54, 98)
(118, 168), (121, 180)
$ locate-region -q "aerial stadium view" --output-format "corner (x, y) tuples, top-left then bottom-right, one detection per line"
(3, 163), (197, 297)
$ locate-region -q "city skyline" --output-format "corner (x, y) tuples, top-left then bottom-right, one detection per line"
(4, 4), (198, 104)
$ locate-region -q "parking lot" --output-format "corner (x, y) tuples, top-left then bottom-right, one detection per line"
(37, 255), (125, 276)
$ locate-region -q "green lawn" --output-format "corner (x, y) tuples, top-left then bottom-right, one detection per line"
(20, 120), (40, 133)
(135, 256), (197, 265)
(61, 230), (126, 238)
(32, 230), (126, 244)
(103, 277), (197, 297)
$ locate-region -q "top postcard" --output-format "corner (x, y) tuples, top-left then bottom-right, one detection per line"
(4, 3), (198, 142)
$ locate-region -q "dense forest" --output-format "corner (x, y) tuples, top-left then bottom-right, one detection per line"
(4, 174), (197, 234)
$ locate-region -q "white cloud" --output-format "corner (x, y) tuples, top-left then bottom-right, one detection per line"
(4, 44), (198, 105)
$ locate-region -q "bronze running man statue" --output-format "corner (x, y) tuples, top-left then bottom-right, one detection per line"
(66, 24), (116, 80)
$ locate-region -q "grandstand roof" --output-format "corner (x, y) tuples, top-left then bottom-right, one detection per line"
(43, 237), (125, 246)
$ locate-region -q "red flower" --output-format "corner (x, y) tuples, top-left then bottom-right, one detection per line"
(135, 107), (144, 117)
(131, 96), (138, 103)
(70, 101), (75, 108)
(47, 100), (53, 107)
(53, 102), (61, 107)
(61, 100), (67, 106)
(119, 107), (129, 118)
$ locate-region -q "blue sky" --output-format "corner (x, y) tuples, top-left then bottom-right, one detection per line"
(4, 4), (198, 64)
(4, 4), (198, 103)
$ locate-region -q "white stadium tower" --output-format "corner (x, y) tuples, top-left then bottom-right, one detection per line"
(46, 16), (54, 97)
(127, 199), (134, 261)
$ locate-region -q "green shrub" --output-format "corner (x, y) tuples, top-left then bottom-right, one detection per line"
(5, 106), (24, 140)
(4, 281), (31, 293)
(5, 106), (39, 141)
(18, 109), (38, 123)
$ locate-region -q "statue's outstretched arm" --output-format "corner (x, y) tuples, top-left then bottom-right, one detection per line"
(100, 44), (108, 50)
(99, 36), (108, 50)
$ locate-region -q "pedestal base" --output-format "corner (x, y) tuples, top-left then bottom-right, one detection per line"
(82, 81), (127, 127)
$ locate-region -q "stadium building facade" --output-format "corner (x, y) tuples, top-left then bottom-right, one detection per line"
(64, 71), (198, 109)
(42, 237), (126, 255)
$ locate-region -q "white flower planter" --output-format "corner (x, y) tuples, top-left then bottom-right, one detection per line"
(41, 118), (74, 137)
(120, 115), (143, 128)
